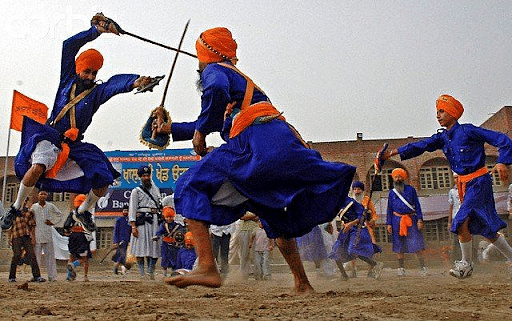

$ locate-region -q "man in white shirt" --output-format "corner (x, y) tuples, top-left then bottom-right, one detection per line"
(31, 190), (62, 281)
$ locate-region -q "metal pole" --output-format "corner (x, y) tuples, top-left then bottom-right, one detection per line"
(2, 109), (13, 206)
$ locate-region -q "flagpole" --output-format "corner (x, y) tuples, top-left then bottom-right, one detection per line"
(2, 90), (15, 206)
(2, 128), (12, 206)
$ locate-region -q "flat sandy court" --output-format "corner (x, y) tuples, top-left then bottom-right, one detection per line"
(1, 262), (511, 320)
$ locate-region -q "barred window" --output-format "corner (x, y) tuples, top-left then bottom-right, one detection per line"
(96, 228), (113, 249)
(419, 166), (452, 190)
(50, 192), (73, 202)
(370, 168), (394, 192)
(486, 165), (502, 187)
(5, 183), (19, 204)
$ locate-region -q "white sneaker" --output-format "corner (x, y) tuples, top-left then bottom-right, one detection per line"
(397, 267), (406, 276)
(419, 266), (430, 277)
(120, 266), (127, 275)
(449, 260), (473, 279)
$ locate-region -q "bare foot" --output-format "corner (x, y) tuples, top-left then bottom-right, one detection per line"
(290, 282), (315, 296)
(165, 268), (222, 288)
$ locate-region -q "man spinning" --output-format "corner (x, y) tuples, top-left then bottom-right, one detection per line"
(156, 27), (356, 294)
(2, 14), (153, 231)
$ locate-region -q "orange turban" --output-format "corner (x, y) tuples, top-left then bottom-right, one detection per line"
(162, 206), (176, 219)
(73, 194), (87, 208)
(196, 27), (238, 64)
(75, 49), (104, 74)
(392, 168), (408, 180)
(436, 94), (464, 120)
(184, 232), (194, 246)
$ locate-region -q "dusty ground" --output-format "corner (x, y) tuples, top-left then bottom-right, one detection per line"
(1, 263), (512, 321)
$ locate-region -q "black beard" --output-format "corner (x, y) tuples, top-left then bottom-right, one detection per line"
(75, 76), (95, 92)
(195, 70), (203, 92)
(394, 181), (405, 194)
(142, 180), (152, 189)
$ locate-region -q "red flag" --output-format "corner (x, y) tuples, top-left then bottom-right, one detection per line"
(10, 90), (48, 131)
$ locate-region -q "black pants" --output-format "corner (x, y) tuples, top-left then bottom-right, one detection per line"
(212, 233), (231, 275)
(9, 235), (41, 279)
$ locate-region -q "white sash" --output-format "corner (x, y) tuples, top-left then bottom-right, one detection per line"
(392, 188), (415, 211)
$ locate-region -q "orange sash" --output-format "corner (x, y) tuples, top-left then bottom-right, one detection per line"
(394, 212), (412, 236)
(456, 167), (488, 202)
(230, 102), (285, 138)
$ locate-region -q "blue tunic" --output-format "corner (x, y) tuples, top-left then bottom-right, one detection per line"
(329, 197), (381, 262)
(398, 122), (512, 238)
(296, 225), (328, 262)
(14, 27), (139, 193)
(172, 62), (355, 239)
(155, 221), (185, 269)
(176, 247), (197, 270)
(386, 185), (425, 253)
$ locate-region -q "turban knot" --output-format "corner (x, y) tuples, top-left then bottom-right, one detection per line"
(392, 168), (408, 180)
(73, 194), (87, 208)
(196, 27), (238, 64)
(436, 94), (464, 120)
(75, 49), (103, 74)
(138, 165), (152, 177)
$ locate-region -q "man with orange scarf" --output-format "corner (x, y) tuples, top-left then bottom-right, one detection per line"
(381, 94), (512, 279)
(1, 14), (153, 232)
(156, 27), (355, 294)
(386, 168), (428, 276)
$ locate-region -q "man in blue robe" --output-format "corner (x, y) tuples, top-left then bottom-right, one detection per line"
(157, 27), (356, 293)
(381, 94), (512, 279)
(2, 15), (152, 232)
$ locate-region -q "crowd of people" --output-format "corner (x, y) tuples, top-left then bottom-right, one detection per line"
(2, 13), (512, 295)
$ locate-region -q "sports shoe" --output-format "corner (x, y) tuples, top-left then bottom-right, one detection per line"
(120, 266), (127, 275)
(67, 263), (77, 281)
(29, 276), (46, 283)
(1, 206), (21, 230)
(419, 266), (430, 277)
(368, 262), (384, 279)
(8, 278), (16, 283)
(449, 260), (473, 279)
(397, 267), (406, 276)
(72, 210), (97, 232)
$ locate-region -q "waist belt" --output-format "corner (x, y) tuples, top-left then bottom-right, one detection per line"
(394, 212), (413, 237)
(137, 208), (158, 213)
(457, 167), (488, 202)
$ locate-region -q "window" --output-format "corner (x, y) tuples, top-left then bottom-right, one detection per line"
(486, 165), (502, 187)
(5, 183), (19, 204)
(419, 166), (452, 190)
(370, 168), (394, 191)
(50, 192), (73, 202)
(96, 228), (113, 249)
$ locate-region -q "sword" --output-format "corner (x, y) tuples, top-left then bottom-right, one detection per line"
(121, 29), (197, 59)
(100, 240), (124, 264)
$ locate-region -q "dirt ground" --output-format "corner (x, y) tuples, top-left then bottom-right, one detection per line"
(1, 263), (512, 321)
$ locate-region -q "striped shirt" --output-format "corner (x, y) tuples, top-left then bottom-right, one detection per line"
(10, 210), (36, 239)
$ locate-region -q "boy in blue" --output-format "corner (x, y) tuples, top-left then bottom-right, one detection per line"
(380, 94), (512, 279)
(175, 232), (198, 273)
(386, 168), (428, 276)
(329, 197), (383, 280)
(112, 205), (131, 275)
(153, 207), (186, 277)
(1, 14), (153, 232)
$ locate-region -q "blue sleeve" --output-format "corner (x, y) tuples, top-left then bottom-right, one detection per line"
(466, 125), (512, 165)
(155, 223), (165, 237)
(398, 132), (444, 161)
(91, 74), (139, 110)
(386, 191), (394, 225)
(112, 219), (120, 243)
(61, 27), (101, 85)
(195, 65), (231, 135)
(171, 122), (197, 141)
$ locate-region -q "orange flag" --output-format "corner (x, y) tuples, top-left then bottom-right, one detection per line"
(10, 90), (48, 131)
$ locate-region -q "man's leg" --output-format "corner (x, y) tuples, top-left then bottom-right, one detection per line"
(22, 236), (42, 279)
(239, 231), (252, 279)
(74, 186), (108, 232)
(166, 218), (222, 288)
(220, 234), (231, 277)
(44, 242), (58, 280)
(275, 237), (315, 295)
(9, 237), (23, 280)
